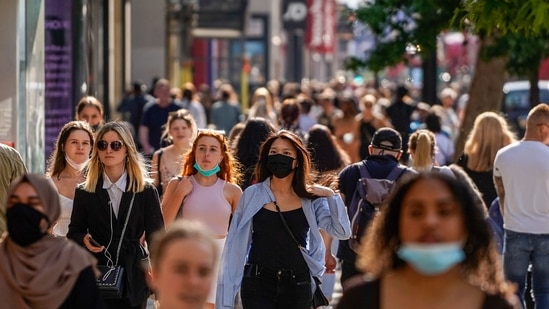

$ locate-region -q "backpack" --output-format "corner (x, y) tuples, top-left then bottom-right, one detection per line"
(348, 164), (407, 252)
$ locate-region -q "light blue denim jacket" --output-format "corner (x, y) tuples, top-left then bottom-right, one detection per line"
(215, 178), (351, 308)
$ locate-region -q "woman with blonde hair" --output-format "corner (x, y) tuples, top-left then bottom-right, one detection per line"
(247, 87), (278, 126)
(68, 121), (164, 309)
(161, 129), (242, 308)
(46, 121), (94, 237)
(408, 129), (454, 177)
(151, 110), (197, 198)
(457, 112), (516, 207)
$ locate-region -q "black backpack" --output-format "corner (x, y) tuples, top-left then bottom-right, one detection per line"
(347, 164), (407, 252)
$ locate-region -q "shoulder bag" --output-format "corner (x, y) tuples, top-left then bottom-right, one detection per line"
(273, 201), (330, 308)
(97, 193), (135, 299)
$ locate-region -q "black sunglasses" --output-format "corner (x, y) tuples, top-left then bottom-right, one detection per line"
(96, 140), (124, 151)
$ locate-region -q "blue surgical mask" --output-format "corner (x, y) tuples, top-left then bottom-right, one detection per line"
(397, 242), (465, 276)
(194, 162), (220, 177)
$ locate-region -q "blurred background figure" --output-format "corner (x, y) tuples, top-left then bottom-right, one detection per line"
(148, 220), (218, 309)
(279, 98), (305, 140)
(209, 84), (242, 134)
(385, 85), (416, 163)
(337, 172), (518, 309)
(247, 87), (278, 126)
(46, 121), (94, 237)
(357, 94), (391, 161)
(297, 96), (317, 133)
(307, 124), (351, 180)
(227, 122), (246, 152)
(424, 112), (455, 166)
(0, 174), (102, 309)
(181, 83), (207, 129)
(457, 112), (516, 208)
(332, 96), (360, 163)
(76, 96), (105, 134)
(408, 129), (454, 176)
(117, 81), (154, 148)
(316, 88), (341, 133)
(139, 78), (184, 156)
(438, 87), (461, 142)
(151, 110), (197, 198)
(233, 118), (277, 190)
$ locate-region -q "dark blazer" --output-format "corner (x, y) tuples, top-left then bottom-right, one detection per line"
(68, 177), (164, 307)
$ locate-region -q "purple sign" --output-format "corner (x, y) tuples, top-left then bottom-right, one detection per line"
(44, 0), (73, 162)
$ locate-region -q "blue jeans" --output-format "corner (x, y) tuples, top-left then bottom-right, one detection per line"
(240, 264), (312, 309)
(504, 230), (549, 309)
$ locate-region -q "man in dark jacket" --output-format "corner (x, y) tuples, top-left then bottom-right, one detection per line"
(337, 127), (415, 287)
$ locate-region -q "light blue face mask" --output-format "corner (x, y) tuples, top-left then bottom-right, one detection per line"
(397, 242), (465, 276)
(194, 162), (220, 177)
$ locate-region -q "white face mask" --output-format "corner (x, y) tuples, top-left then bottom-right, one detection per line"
(65, 154), (89, 171)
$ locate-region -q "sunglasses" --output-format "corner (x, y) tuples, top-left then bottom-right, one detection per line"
(96, 140), (124, 151)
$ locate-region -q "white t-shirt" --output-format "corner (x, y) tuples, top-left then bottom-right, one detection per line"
(494, 141), (549, 233)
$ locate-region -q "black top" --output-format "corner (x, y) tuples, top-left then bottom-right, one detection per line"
(337, 277), (516, 309)
(385, 100), (415, 135)
(457, 153), (497, 208)
(359, 120), (377, 160)
(59, 266), (105, 309)
(248, 207), (309, 272)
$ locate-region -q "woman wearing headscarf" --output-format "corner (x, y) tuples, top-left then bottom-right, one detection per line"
(0, 173), (102, 309)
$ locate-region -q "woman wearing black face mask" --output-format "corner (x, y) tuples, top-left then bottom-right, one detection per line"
(0, 174), (103, 309)
(216, 130), (351, 309)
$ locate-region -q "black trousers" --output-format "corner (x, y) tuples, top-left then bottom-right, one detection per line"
(240, 264), (312, 309)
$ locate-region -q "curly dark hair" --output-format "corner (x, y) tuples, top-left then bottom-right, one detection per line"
(234, 118), (277, 189)
(255, 130), (315, 199)
(357, 172), (513, 296)
(306, 124), (350, 172)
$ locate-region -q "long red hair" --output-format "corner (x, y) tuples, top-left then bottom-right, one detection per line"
(180, 130), (242, 185)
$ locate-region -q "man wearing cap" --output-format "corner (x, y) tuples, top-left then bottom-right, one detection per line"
(336, 127), (415, 287)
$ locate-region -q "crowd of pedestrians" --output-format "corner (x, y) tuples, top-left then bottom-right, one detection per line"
(0, 76), (547, 309)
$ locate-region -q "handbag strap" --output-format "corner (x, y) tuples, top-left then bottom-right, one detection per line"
(273, 200), (303, 250)
(114, 192), (135, 266)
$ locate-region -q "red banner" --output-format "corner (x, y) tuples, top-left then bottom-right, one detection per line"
(305, 0), (335, 54)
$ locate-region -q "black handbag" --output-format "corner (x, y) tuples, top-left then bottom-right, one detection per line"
(312, 276), (330, 308)
(97, 193), (135, 299)
(97, 265), (125, 299)
(273, 201), (330, 308)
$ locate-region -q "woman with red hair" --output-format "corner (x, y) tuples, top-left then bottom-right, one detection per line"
(161, 129), (242, 309)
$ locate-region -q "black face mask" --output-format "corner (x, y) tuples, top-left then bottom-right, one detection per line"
(91, 124), (101, 132)
(266, 154), (295, 179)
(7, 203), (49, 247)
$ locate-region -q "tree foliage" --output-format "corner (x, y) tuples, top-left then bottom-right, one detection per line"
(455, 0), (549, 36)
(349, 0), (461, 72)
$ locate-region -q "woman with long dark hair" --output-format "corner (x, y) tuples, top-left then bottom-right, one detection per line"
(216, 130), (350, 309)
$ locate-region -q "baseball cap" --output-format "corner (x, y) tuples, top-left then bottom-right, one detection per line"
(371, 128), (402, 151)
